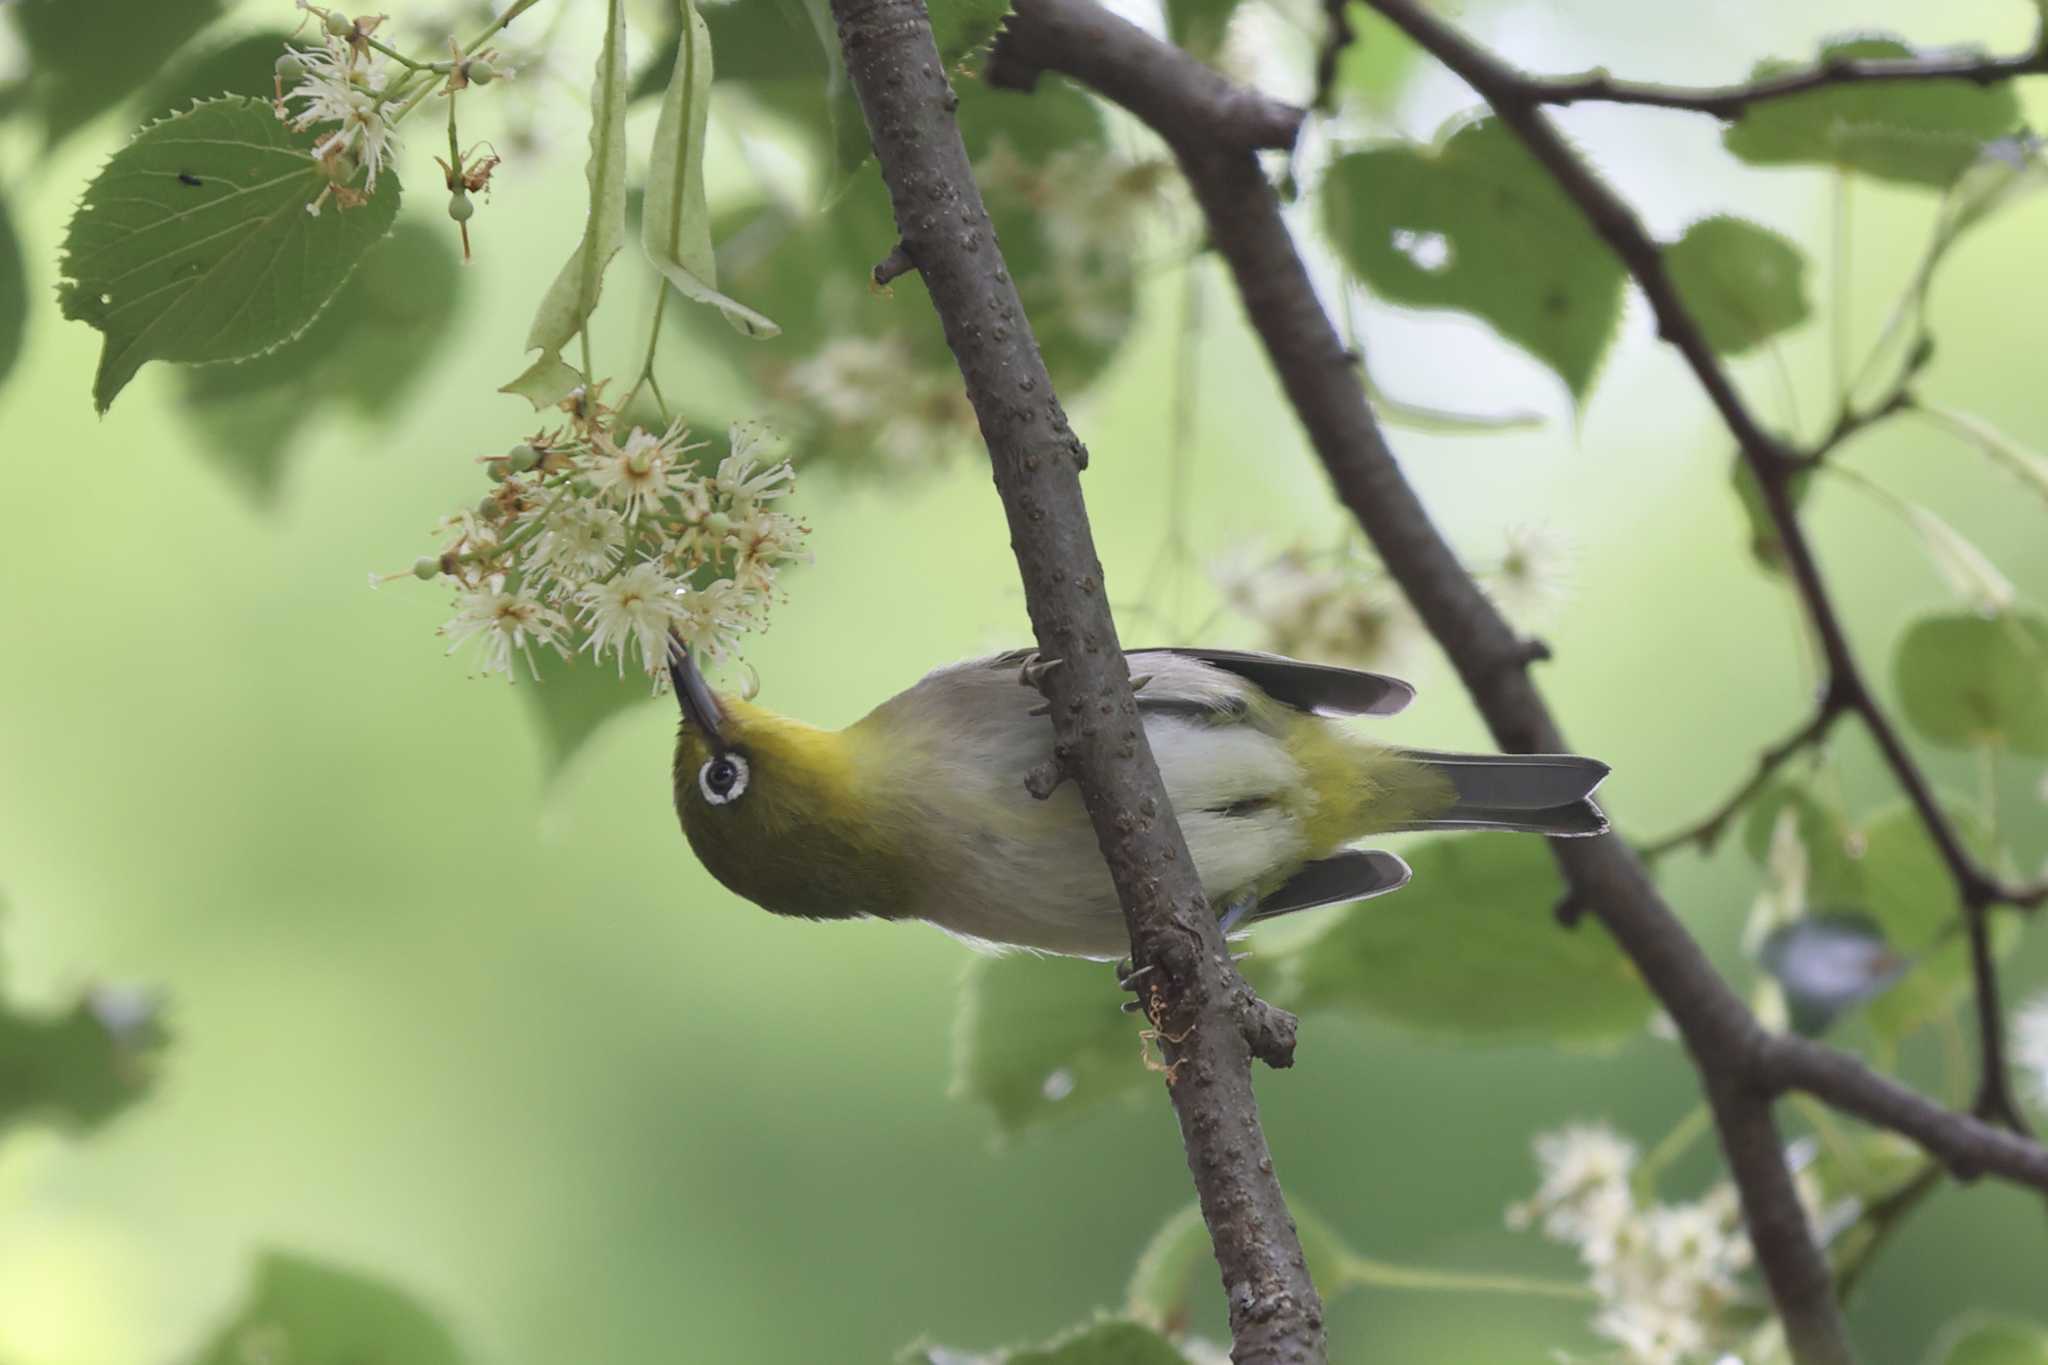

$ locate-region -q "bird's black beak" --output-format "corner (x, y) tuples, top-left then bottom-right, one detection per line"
(668, 636), (725, 748)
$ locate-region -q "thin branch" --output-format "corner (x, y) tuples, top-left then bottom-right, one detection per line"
(1640, 700), (1847, 863)
(827, 2), (1327, 1360)
(1516, 46), (2048, 118)
(1355, 0), (2034, 1127)
(1311, 0), (1356, 114)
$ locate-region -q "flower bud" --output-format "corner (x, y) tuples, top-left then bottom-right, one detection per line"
(448, 189), (475, 223)
(275, 52), (306, 83)
(507, 442), (540, 472)
(475, 494), (499, 518)
(413, 556), (441, 581)
(466, 59), (500, 86)
(486, 459), (511, 483)
(324, 10), (353, 36)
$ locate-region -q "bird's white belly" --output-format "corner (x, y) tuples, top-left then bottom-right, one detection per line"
(908, 714), (1310, 958)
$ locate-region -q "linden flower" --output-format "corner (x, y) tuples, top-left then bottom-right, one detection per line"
(1507, 1123), (1637, 1247)
(529, 500), (627, 582)
(442, 585), (567, 678)
(283, 36), (401, 194)
(590, 421), (702, 520)
(580, 561), (687, 674)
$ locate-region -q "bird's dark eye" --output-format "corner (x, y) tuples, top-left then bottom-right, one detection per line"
(698, 753), (749, 806)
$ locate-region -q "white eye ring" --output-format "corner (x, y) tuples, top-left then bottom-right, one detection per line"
(699, 753), (750, 805)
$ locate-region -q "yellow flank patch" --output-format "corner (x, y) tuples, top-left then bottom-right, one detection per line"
(1280, 713), (1456, 857)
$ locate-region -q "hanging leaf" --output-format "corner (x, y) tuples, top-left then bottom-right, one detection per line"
(10, 0), (226, 145)
(1278, 836), (1653, 1043)
(929, 0), (1015, 65)
(1740, 780), (1864, 908)
(0, 906), (168, 1140)
(57, 96), (402, 414)
(1853, 803), (2013, 1042)
(1932, 1317), (2048, 1365)
(951, 953), (1148, 1136)
(1894, 611), (2048, 755)
(178, 224), (464, 504)
(642, 0), (780, 338)
(503, 0), (630, 408)
(186, 1251), (469, 1365)
(518, 641), (661, 777)
(1664, 215), (1810, 355)
(1756, 911), (1907, 1035)
(1723, 36), (2022, 188)
(1323, 116), (1627, 403)
(0, 193), (25, 390)
(1165, 0), (1243, 62)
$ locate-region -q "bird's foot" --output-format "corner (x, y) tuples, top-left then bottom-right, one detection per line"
(1216, 890), (1260, 937)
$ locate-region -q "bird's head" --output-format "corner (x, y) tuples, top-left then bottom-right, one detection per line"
(668, 646), (912, 922)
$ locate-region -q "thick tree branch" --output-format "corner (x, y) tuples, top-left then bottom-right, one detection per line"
(1356, 0), (2036, 1128)
(826, 2), (1326, 1360)
(1513, 46), (2048, 118)
(994, 2), (2048, 1358)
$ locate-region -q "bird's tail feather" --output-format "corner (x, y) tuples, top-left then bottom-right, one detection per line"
(1393, 749), (1611, 838)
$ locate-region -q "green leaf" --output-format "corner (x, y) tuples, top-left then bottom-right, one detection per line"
(0, 194), (24, 390)
(518, 645), (659, 777)
(1279, 836), (1653, 1043)
(1853, 802), (2013, 1042)
(1894, 611), (2048, 755)
(642, 0), (779, 338)
(136, 29), (294, 121)
(1129, 1200), (1356, 1334)
(904, 1321), (1190, 1365)
(1933, 1317), (2048, 1365)
(1335, 5), (1426, 113)
(1164, 0), (1242, 61)
(951, 954), (1148, 1136)
(930, 0), (1014, 64)
(1804, 1128), (1924, 1209)
(57, 96), (401, 414)
(1322, 117), (1626, 402)
(504, 0), (630, 408)
(0, 907), (167, 1139)
(11, 0), (226, 145)
(1740, 780), (1864, 907)
(178, 223), (463, 503)
(1755, 911), (1906, 1035)
(1664, 215), (1810, 355)
(1722, 36), (2022, 188)
(188, 1251), (468, 1365)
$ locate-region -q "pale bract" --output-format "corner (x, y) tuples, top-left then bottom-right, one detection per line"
(418, 385), (810, 685)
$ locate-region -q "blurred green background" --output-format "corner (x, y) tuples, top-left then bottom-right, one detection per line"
(3, 0), (2047, 1361)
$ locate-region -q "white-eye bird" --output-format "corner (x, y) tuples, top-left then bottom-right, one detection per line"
(669, 647), (1610, 959)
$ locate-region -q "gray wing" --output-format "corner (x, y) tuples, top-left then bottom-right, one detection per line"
(1251, 850), (1413, 923)
(989, 646), (1414, 717)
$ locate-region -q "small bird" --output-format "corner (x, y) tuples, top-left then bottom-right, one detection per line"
(670, 646), (1610, 959)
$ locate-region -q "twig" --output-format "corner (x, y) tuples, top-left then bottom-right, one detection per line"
(1515, 46), (2048, 118)
(1311, 0), (1356, 114)
(1640, 700), (1847, 863)
(871, 241), (916, 288)
(828, 2), (1327, 1360)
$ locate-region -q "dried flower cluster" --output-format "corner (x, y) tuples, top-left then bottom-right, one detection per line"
(1508, 1124), (1762, 1365)
(403, 384), (809, 684)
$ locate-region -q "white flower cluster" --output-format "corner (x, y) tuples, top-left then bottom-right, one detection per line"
(2016, 994), (2048, 1112)
(412, 388), (809, 684)
(279, 25), (402, 202)
(1213, 528), (1569, 668)
(775, 335), (973, 470)
(1212, 544), (1422, 669)
(1508, 1125), (1755, 1365)
(974, 139), (1168, 345)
